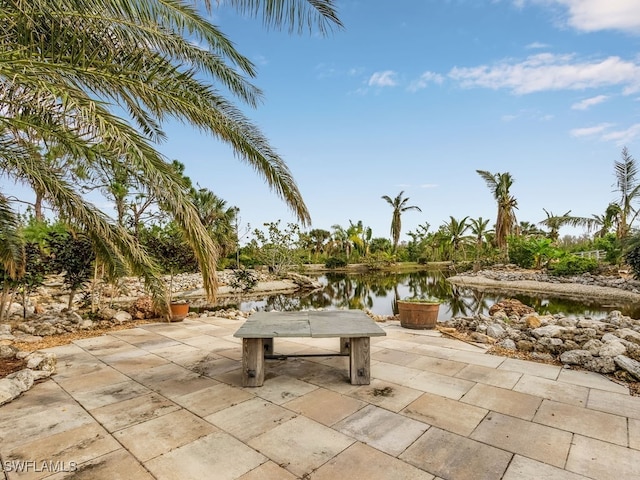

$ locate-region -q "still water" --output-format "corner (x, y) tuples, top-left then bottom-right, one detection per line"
(222, 269), (640, 321)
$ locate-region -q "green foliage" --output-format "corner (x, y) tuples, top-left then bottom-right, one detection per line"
(507, 236), (536, 268)
(363, 251), (394, 270)
(325, 256), (347, 269)
(140, 224), (198, 276)
(252, 221), (301, 274)
(594, 233), (622, 264)
(548, 255), (598, 276)
(625, 241), (640, 279)
(46, 231), (95, 307)
(228, 268), (258, 293)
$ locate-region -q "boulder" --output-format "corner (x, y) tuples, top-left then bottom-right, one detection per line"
(614, 355), (640, 381)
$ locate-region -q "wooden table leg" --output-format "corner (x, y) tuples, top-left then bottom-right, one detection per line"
(340, 337), (350, 355)
(263, 338), (274, 355)
(349, 337), (370, 385)
(242, 338), (265, 387)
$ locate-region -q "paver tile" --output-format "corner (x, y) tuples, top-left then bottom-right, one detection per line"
(47, 448), (153, 480)
(311, 442), (434, 479)
(502, 455), (591, 480)
(90, 392), (181, 432)
(402, 392), (488, 436)
(114, 408), (216, 462)
(566, 434), (640, 480)
(205, 397), (297, 441)
(237, 461), (298, 480)
(248, 416), (353, 478)
(557, 368), (629, 394)
(513, 374), (589, 407)
(70, 380), (151, 410)
(372, 348), (424, 366)
(534, 399), (628, 446)
(250, 374), (318, 405)
(461, 383), (542, 420)
(630, 418), (640, 450)
(0, 403), (94, 451)
(400, 428), (512, 480)
(3, 423), (120, 480)
(455, 363), (522, 389)
(347, 379), (423, 412)
(333, 404), (428, 456)
(173, 382), (254, 416)
(406, 355), (467, 376)
(53, 367), (130, 393)
(498, 357), (561, 380)
(470, 411), (572, 468)
(587, 388), (640, 419)
(409, 370), (475, 400)
(283, 387), (366, 426)
(145, 432), (265, 480)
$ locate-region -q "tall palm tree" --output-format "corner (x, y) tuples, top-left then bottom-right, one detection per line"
(476, 170), (518, 252)
(381, 191), (422, 252)
(613, 147), (640, 239)
(0, 0), (342, 308)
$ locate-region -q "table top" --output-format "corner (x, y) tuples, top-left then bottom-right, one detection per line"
(233, 310), (387, 339)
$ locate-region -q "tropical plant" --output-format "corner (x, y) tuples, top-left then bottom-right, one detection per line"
(443, 216), (470, 260)
(381, 191), (422, 253)
(476, 170), (518, 252)
(538, 209), (572, 242)
(612, 147), (640, 238)
(0, 0), (342, 311)
(252, 221), (301, 274)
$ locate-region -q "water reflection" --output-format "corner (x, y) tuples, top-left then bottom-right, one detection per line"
(223, 270), (640, 320)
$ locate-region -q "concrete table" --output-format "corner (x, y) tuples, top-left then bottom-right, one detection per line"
(233, 310), (386, 387)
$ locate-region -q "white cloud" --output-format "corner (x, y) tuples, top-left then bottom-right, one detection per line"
(569, 123), (613, 137)
(449, 53), (640, 94)
(368, 71), (398, 88)
(550, 0), (640, 34)
(571, 95), (609, 110)
(602, 123), (640, 145)
(420, 184), (438, 189)
(407, 71), (445, 92)
(525, 41), (550, 49)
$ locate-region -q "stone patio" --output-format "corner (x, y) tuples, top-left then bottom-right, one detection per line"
(1, 315), (639, 479)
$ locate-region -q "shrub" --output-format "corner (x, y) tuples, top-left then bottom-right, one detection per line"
(625, 245), (640, 279)
(548, 255), (598, 276)
(325, 256), (347, 269)
(228, 268), (258, 292)
(507, 236), (536, 269)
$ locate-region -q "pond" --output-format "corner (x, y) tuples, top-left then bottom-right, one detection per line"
(218, 269), (640, 321)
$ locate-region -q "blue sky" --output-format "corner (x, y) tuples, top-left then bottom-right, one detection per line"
(159, 0), (640, 243)
(8, 0), (640, 244)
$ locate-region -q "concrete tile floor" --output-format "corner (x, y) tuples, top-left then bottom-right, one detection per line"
(1, 316), (640, 480)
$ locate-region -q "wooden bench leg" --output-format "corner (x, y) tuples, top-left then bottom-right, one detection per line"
(242, 338), (265, 387)
(349, 337), (370, 385)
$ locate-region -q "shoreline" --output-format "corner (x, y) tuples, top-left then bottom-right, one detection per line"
(447, 274), (640, 304)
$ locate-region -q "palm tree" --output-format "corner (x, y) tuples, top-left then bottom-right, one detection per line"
(0, 0), (342, 308)
(476, 170), (518, 252)
(613, 147), (640, 239)
(381, 191), (422, 252)
(538, 209), (572, 243)
(469, 217), (492, 254)
(443, 216), (470, 260)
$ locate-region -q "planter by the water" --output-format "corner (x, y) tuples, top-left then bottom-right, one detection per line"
(397, 301), (440, 329)
(169, 302), (190, 322)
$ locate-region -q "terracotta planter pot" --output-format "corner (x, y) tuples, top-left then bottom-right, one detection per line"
(169, 302), (189, 322)
(397, 301), (439, 330)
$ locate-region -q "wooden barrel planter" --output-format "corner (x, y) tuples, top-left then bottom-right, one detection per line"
(397, 301), (440, 330)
